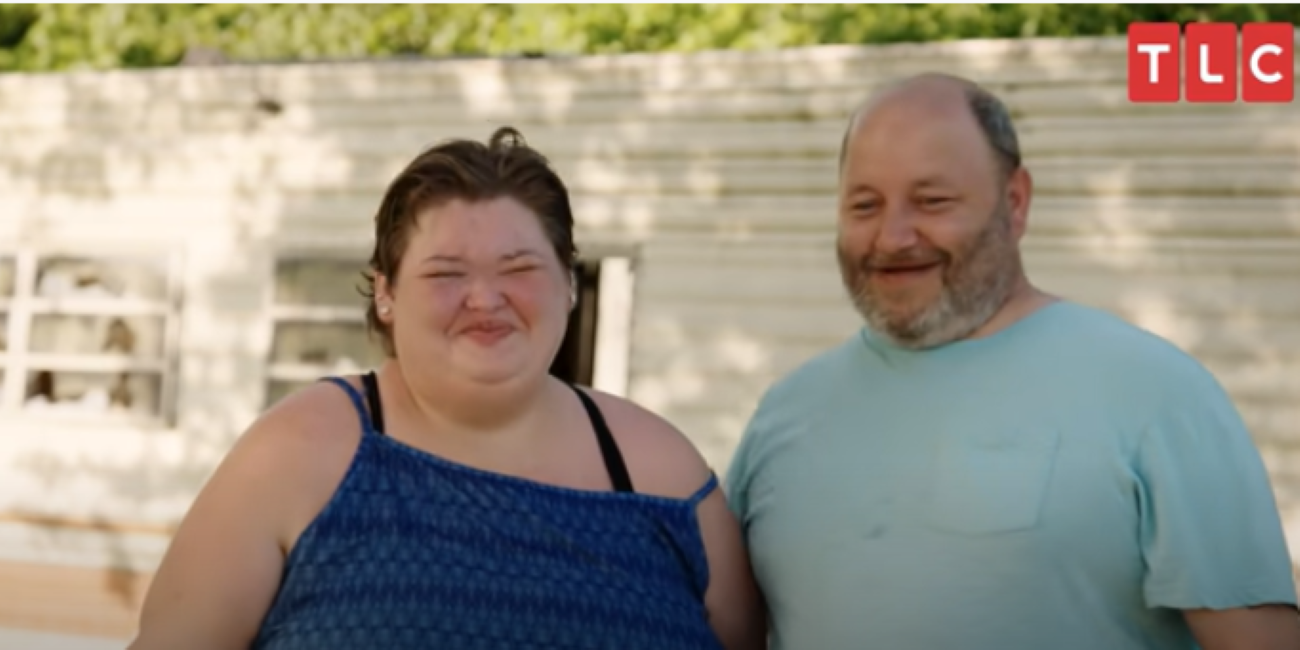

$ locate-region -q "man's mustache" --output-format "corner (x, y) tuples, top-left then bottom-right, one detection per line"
(856, 249), (950, 272)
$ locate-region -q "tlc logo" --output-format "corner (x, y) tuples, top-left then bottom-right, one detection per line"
(1128, 22), (1294, 103)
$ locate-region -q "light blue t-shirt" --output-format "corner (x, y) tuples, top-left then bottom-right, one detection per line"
(725, 300), (1296, 649)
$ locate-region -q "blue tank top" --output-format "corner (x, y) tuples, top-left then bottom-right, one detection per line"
(252, 375), (724, 650)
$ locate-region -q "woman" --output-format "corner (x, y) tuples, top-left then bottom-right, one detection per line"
(129, 127), (765, 649)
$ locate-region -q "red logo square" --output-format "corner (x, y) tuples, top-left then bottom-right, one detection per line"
(1242, 23), (1294, 102)
(1129, 23), (1181, 102)
(1186, 23), (1237, 102)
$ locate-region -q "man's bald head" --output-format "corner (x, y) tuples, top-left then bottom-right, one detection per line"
(838, 73), (1022, 183)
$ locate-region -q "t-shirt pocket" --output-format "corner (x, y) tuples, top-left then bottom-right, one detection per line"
(925, 427), (1061, 535)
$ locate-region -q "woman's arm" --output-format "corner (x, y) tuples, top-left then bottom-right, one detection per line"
(130, 383), (358, 649)
(586, 388), (767, 650)
(697, 486), (768, 650)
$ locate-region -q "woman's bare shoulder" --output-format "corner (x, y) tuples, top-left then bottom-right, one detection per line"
(128, 379), (368, 649)
(243, 378), (366, 464)
(220, 379), (367, 534)
(578, 387), (715, 501)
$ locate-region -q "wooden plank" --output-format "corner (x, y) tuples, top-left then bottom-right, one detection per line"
(4, 68), (1299, 137)
(261, 193), (1300, 239)
(14, 149), (1300, 198)
(0, 36), (1127, 109)
(270, 305), (365, 324)
(0, 558), (144, 640)
(632, 233), (1300, 267)
(635, 258), (1300, 307)
(1035, 273), (1300, 318)
(267, 361), (368, 383)
(26, 298), (170, 317)
(15, 110), (1300, 164)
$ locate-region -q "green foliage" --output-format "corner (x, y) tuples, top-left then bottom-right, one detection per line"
(1, 3), (1297, 73)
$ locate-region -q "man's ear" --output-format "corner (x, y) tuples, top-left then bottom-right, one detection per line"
(1005, 166), (1033, 241)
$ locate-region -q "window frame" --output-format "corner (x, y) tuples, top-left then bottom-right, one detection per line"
(0, 247), (185, 428)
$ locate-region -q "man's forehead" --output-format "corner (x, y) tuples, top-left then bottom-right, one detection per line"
(843, 113), (986, 164)
(841, 172), (959, 197)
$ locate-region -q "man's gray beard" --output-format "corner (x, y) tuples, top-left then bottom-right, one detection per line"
(839, 207), (1020, 350)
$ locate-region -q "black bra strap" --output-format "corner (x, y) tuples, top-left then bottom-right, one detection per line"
(570, 385), (635, 493)
(361, 371), (386, 435)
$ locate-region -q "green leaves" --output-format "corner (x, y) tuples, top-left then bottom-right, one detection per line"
(0, 4), (1297, 73)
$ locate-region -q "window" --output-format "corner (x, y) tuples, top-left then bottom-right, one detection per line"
(550, 260), (600, 385)
(0, 255), (13, 393)
(266, 254), (384, 407)
(551, 256), (635, 396)
(0, 250), (183, 425)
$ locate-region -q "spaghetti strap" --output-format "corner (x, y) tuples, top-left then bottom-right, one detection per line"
(686, 471), (719, 507)
(361, 371), (386, 435)
(570, 384), (635, 493)
(320, 376), (373, 434)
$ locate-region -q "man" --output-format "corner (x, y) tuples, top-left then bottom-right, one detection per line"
(724, 73), (1300, 649)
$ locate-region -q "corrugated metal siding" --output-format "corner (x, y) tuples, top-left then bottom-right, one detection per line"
(0, 35), (1297, 588)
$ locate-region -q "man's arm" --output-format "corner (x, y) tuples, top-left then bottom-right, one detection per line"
(1134, 359), (1298, 642)
(1185, 605), (1300, 650)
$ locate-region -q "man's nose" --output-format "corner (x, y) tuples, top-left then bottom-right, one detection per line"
(874, 204), (921, 253)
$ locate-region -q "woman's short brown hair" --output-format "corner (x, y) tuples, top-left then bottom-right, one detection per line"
(360, 126), (577, 356)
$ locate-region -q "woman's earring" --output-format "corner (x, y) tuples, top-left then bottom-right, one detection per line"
(379, 305), (391, 316)
(568, 268), (579, 310)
